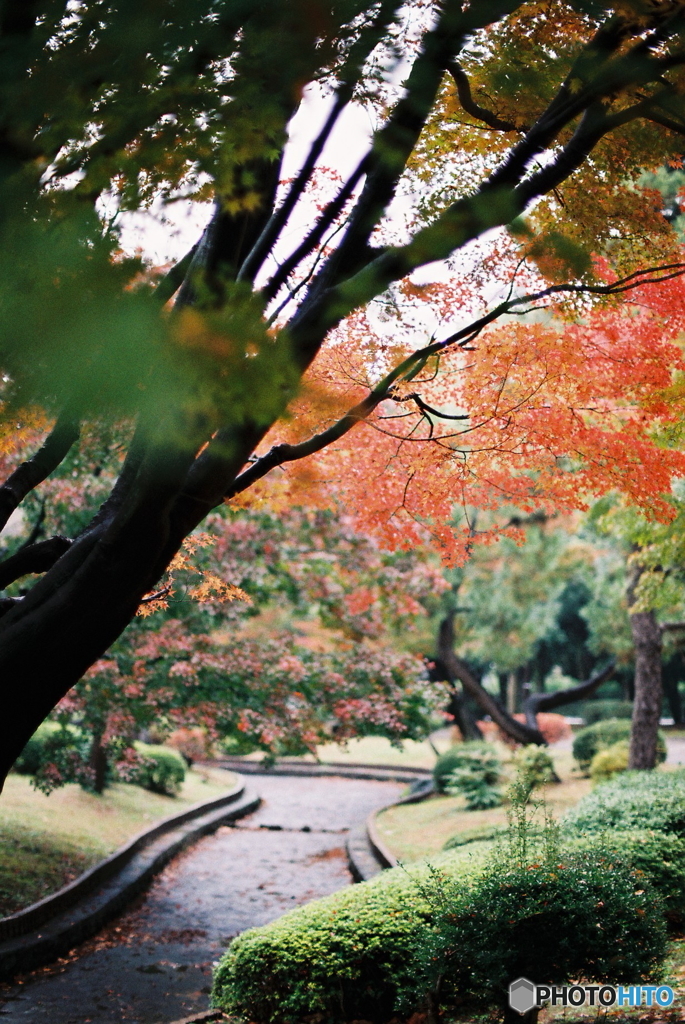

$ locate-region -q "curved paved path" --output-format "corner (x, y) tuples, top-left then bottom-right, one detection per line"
(0, 775), (403, 1024)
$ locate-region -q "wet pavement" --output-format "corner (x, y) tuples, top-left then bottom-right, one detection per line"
(0, 775), (404, 1024)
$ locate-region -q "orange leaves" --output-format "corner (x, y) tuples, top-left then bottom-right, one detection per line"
(187, 573), (251, 605)
(137, 532), (251, 615)
(240, 274), (685, 564)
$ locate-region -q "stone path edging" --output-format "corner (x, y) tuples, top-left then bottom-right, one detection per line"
(211, 757), (431, 784)
(0, 779), (259, 981)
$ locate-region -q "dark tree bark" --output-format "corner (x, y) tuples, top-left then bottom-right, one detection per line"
(628, 609), (662, 769)
(628, 564), (663, 770)
(431, 642), (483, 741)
(88, 730), (108, 795)
(521, 662), (615, 731)
(437, 612), (545, 745)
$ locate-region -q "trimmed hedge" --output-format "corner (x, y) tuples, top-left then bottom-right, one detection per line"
(589, 739), (629, 783)
(212, 851), (484, 1024)
(562, 829), (685, 930)
(565, 769), (685, 835)
(414, 854), (666, 1015)
(572, 718), (666, 774)
(582, 699), (634, 725)
(133, 742), (186, 796)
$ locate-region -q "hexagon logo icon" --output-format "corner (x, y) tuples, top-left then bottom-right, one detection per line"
(509, 977), (537, 1015)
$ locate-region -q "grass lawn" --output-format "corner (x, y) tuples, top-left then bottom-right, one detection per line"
(316, 733), (453, 769)
(0, 765), (238, 918)
(375, 745), (591, 862)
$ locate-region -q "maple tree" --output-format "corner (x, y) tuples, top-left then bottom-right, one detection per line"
(4, 0), (685, 787)
(21, 504), (445, 791)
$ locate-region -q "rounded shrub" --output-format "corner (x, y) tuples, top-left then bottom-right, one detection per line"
(589, 739), (629, 783)
(433, 742), (501, 794)
(565, 768), (685, 835)
(133, 742), (185, 796)
(562, 829), (685, 931)
(213, 839), (668, 1024)
(416, 853), (667, 1017)
(572, 718), (666, 774)
(12, 722), (83, 776)
(511, 744), (556, 790)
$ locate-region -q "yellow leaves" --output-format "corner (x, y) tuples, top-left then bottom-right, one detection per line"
(188, 573), (251, 605)
(137, 595), (171, 618)
(137, 531), (251, 616)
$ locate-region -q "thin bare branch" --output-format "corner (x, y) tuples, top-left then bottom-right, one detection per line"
(0, 414), (80, 535)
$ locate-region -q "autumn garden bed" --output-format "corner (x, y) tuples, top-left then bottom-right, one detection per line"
(0, 766), (238, 918)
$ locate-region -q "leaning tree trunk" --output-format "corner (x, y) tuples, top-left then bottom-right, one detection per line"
(436, 612), (546, 745)
(436, 612), (615, 747)
(629, 604), (663, 770)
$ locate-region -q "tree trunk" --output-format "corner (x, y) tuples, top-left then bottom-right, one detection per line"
(629, 606), (663, 770)
(436, 613), (545, 745)
(88, 730), (108, 795)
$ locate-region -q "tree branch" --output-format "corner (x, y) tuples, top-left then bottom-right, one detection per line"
(154, 245), (198, 304)
(286, 21), (685, 360)
(0, 535), (72, 591)
(437, 612), (545, 745)
(237, 0), (403, 286)
(227, 261), (685, 497)
(522, 661), (616, 730)
(448, 60), (519, 132)
(0, 413), (80, 534)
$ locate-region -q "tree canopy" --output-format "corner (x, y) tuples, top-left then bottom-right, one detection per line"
(3, 0), (685, 784)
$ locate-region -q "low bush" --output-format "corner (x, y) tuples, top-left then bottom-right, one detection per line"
(582, 699), (634, 725)
(572, 718), (666, 774)
(565, 769), (685, 834)
(444, 745), (502, 810)
(12, 722), (88, 792)
(433, 742), (501, 796)
(13, 722), (77, 776)
(589, 739), (629, 783)
(167, 727), (212, 766)
(562, 829), (685, 931)
(415, 852), (666, 1018)
(511, 744), (556, 791)
(133, 742), (186, 796)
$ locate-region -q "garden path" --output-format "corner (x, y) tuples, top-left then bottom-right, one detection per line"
(0, 775), (404, 1024)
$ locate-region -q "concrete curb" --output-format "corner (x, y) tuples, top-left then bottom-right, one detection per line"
(161, 1012), (225, 1024)
(0, 778), (259, 981)
(211, 757), (432, 785)
(345, 776), (436, 882)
